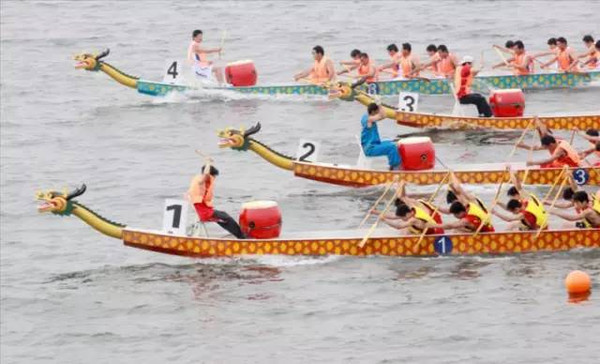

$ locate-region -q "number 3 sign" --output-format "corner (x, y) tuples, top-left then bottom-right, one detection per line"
(398, 92), (419, 112)
(162, 199), (188, 235)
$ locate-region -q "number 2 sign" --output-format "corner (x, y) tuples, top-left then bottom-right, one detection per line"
(296, 140), (320, 162)
(162, 199), (188, 235)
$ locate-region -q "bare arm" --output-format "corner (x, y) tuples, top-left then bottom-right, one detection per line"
(294, 67), (313, 81)
(194, 44), (222, 54)
(549, 208), (586, 222)
(543, 200), (573, 209)
(492, 208), (521, 222)
(337, 63), (359, 75)
(527, 149), (565, 167)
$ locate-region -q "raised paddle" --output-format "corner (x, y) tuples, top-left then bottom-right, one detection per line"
(506, 119), (534, 163)
(358, 187), (401, 248)
(358, 176), (399, 228)
(542, 165), (568, 202)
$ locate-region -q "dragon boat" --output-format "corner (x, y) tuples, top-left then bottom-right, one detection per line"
(331, 83), (600, 130)
(36, 185), (600, 259)
(74, 50), (600, 98)
(218, 123), (599, 187)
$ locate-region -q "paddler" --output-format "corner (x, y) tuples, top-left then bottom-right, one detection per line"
(187, 29), (225, 84)
(376, 44), (403, 78)
(492, 169), (548, 230)
(393, 182), (444, 224)
(360, 103), (401, 170)
(516, 119), (581, 168)
(422, 44), (440, 75)
(540, 37), (579, 72)
(578, 128), (600, 165)
(577, 40), (600, 70)
(374, 203), (444, 235)
(417, 44), (457, 78)
(339, 49), (362, 68)
(428, 174), (495, 233)
(455, 55), (493, 117)
(339, 52), (378, 83)
(575, 35), (597, 69)
(549, 191), (600, 228)
(187, 159), (246, 239)
(492, 40), (533, 75)
(294, 45), (336, 84)
(531, 37), (559, 70)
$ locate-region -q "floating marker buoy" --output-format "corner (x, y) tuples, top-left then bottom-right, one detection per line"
(565, 270), (591, 302)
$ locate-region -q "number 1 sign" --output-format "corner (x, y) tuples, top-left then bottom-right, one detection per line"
(162, 199), (188, 235)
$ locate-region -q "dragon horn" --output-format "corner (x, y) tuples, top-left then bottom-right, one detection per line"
(95, 48), (110, 60)
(243, 122), (262, 137)
(66, 184), (87, 200)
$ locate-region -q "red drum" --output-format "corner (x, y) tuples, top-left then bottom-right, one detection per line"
(397, 137), (435, 170)
(239, 201), (282, 239)
(489, 89), (525, 117)
(225, 60), (258, 87)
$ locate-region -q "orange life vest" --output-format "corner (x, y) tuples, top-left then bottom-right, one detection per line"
(188, 174), (215, 207)
(551, 140), (581, 167)
(437, 54), (456, 77)
(358, 60), (378, 83)
(557, 47), (577, 72)
(311, 56), (332, 83)
(512, 52), (533, 75)
(400, 55), (418, 77)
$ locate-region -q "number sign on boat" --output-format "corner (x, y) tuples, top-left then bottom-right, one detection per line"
(572, 168), (590, 186)
(162, 60), (185, 85)
(162, 199), (188, 235)
(398, 91), (419, 112)
(434, 236), (453, 255)
(296, 140), (320, 162)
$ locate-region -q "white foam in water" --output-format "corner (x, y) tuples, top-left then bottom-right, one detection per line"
(252, 254), (342, 267)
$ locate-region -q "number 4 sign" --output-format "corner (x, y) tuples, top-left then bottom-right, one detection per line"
(398, 91), (419, 112)
(162, 60), (185, 85)
(162, 199), (188, 235)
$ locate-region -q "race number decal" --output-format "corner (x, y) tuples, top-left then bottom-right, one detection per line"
(398, 92), (419, 112)
(162, 199), (188, 235)
(162, 60), (185, 85)
(434, 236), (453, 255)
(296, 139), (320, 162)
(572, 168), (590, 186)
(366, 83), (379, 95)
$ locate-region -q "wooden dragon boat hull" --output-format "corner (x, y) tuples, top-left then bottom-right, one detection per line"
(136, 70), (600, 97)
(291, 161), (599, 187)
(123, 227), (600, 258)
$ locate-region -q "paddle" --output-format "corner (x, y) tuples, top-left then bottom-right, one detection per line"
(380, 68), (431, 83)
(493, 46), (511, 68)
(473, 171), (509, 236)
(358, 187), (401, 248)
(542, 165), (568, 202)
(506, 119), (534, 163)
(218, 30), (227, 60)
(358, 176), (399, 228)
(535, 171), (569, 240)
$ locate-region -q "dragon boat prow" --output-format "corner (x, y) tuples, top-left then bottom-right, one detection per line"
(35, 185), (600, 258)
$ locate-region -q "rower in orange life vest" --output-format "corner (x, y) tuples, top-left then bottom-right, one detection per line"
(385, 43), (420, 79)
(531, 37), (559, 71)
(492, 40), (533, 75)
(338, 52), (378, 83)
(540, 37), (579, 72)
(492, 168), (549, 231)
(377, 44), (403, 78)
(187, 160), (246, 239)
(455, 55), (493, 117)
(294, 45), (336, 84)
(549, 191), (600, 228)
(516, 119), (581, 168)
(578, 128), (600, 166)
(427, 173), (495, 233)
(418, 44), (458, 78)
(424, 44), (440, 75)
(339, 49), (362, 70)
(187, 29), (224, 84)
(575, 35), (598, 70)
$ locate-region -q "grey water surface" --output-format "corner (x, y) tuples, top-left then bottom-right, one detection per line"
(1, 1), (600, 363)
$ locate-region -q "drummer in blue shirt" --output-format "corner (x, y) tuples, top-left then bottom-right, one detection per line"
(361, 103), (401, 170)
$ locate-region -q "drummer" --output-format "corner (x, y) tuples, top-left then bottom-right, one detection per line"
(359, 103), (400, 170)
(294, 45), (336, 84)
(187, 29), (224, 84)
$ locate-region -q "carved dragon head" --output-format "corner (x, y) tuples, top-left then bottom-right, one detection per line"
(36, 184), (87, 216)
(327, 81), (357, 101)
(217, 122), (262, 151)
(74, 49), (110, 71)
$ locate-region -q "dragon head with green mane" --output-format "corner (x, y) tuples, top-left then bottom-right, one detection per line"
(217, 122), (262, 151)
(327, 81), (357, 101)
(36, 184), (87, 216)
(74, 49), (110, 71)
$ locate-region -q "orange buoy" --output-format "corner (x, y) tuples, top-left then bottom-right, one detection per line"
(565, 270), (591, 295)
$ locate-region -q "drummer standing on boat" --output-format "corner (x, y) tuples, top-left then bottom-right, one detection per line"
(187, 160), (246, 239)
(360, 103), (401, 170)
(294, 46), (336, 84)
(187, 29), (224, 84)
(455, 56), (493, 117)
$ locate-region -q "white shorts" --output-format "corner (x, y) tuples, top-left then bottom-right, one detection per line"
(193, 63), (212, 80)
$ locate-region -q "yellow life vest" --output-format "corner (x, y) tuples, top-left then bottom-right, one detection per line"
(467, 199), (492, 228)
(522, 194), (548, 229)
(407, 207), (437, 234)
